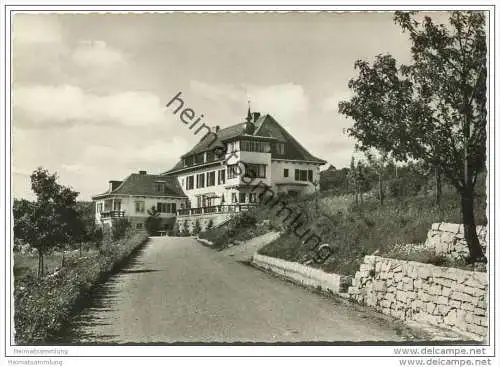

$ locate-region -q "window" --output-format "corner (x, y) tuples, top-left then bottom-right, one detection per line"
(284, 168), (289, 178)
(231, 193), (238, 203)
(184, 156), (194, 167)
(308, 170), (313, 182)
(206, 150), (215, 162)
(239, 193), (247, 203)
(218, 169), (226, 185)
(158, 202), (177, 213)
(113, 199), (121, 211)
(97, 203), (103, 213)
(227, 141), (239, 153)
(154, 182), (166, 193)
(273, 142), (286, 155)
(136, 223), (143, 230)
(244, 163), (266, 178)
(104, 199), (112, 211)
(294, 169), (308, 182)
(227, 164), (240, 179)
(195, 153), (205, 165)
(196, 173), (205, 188)
(186, 175), (194, 190)
(135, 201), (145, 213)
(240, 140), (271, 153)
(157, 202), (168, 213)
(249, 193), (257, 203)
(207, 171), (216, 186)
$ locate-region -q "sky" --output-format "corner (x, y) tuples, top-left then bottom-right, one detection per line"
(11, 11), (449, 201)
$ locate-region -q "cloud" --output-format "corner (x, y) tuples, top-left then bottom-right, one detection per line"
(12, 14), (63, 44)
(190, 80), (309, 122)
(72, 40), (126, 68)
(84, 137), (189, 165)
(13, 85), (168, 127)
(321, 91), (353, 112)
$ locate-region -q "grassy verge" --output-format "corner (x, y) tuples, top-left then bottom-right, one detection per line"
(14, 232), (149, 345)
(198, 212), (275, 250)
(258, 190), (486, 276)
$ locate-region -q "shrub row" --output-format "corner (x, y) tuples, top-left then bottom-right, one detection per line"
(14, 232), (149, 344)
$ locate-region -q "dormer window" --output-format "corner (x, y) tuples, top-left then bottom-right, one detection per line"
(195, 153), (205, 165)
(154, 181), (166, 193)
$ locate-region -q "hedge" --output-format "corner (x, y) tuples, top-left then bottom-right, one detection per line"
(14, 232), (149, 344)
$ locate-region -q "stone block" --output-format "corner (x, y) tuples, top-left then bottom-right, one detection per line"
(476, 300), (487, 310)
(466, 323), (488, 337)
(430, 284), (442, 295)
(406, 291), (417, 300)
(436, 296), (449, 305)
(431, 223), (441, 231)
(455, 284), (476, 296)
(414, 279), (423, 289)
(373, 280), (386, 292)
(440, 223), (460, 233)
(426, 302), (436, 314)
(449, 300), (461, 309)
(364, 255), (376, 264)
(434, 277), (454, 288)
(386, 292), (396, 302)
(437, 304), (451, 315)
(444, 309), (457, 326)
(461, 302), (475, 312)
(442, 287), (452, 297)
(450, 291), (475, 304)
(396, 291), (407, 303)
(380, 299), (392, 308)
(403, 281), (414, 292)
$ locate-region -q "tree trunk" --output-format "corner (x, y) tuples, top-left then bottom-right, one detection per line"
(378, 173), (384, 206)
(435, 166), (442, 205)
(460, 189), (484, 262)
(37, 250), (44, 278)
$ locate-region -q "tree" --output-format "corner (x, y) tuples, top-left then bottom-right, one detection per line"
(13, 168), (80, 277)
(144, 206), (162, 236)
(365, 150), (390, 206)
(338, 11), (486, 261)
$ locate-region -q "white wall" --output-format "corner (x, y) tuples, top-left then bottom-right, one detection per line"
(94, 195), (185, 223)
(176, 164), (229, 208)
(270, 160), (321, 194)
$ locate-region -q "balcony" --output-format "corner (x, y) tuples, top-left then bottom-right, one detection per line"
(177, 204), (257, 217)
(100, 210), (126, 219)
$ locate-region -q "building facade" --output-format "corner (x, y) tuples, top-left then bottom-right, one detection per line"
(92, 171), (187, 231)
(162, 111), (326, 228)
(93, 111), (326, 233)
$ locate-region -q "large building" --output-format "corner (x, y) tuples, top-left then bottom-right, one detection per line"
(92, 172), (187, 231)
(92, 110), (326, 232)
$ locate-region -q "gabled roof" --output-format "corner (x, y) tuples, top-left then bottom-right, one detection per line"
(92, 173), (186, 200)
(163, 113), (326, 175)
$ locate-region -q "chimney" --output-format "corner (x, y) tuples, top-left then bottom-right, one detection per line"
(139, 170), (147, 175)
(108, 180), (122, 191)
(252, 112), (261, 122)
(215, 125), (220, 133)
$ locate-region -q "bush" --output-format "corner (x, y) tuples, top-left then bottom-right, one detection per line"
(112, 218), (131, 240)
(14, 233), (148, 344)
(192, 219), (202, 235)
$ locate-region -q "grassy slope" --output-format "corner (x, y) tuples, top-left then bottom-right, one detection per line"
(201, 184), (486, 276)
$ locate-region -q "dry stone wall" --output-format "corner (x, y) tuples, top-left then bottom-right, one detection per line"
(348, 255), (488, 340)
(424, 223), (487, 260)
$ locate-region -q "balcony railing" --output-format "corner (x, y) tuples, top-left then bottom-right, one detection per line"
(100, 210), (126, 219)
(177, 204), (257, 217)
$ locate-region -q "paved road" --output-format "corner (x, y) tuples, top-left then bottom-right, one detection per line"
(64, 236), (408, 343)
